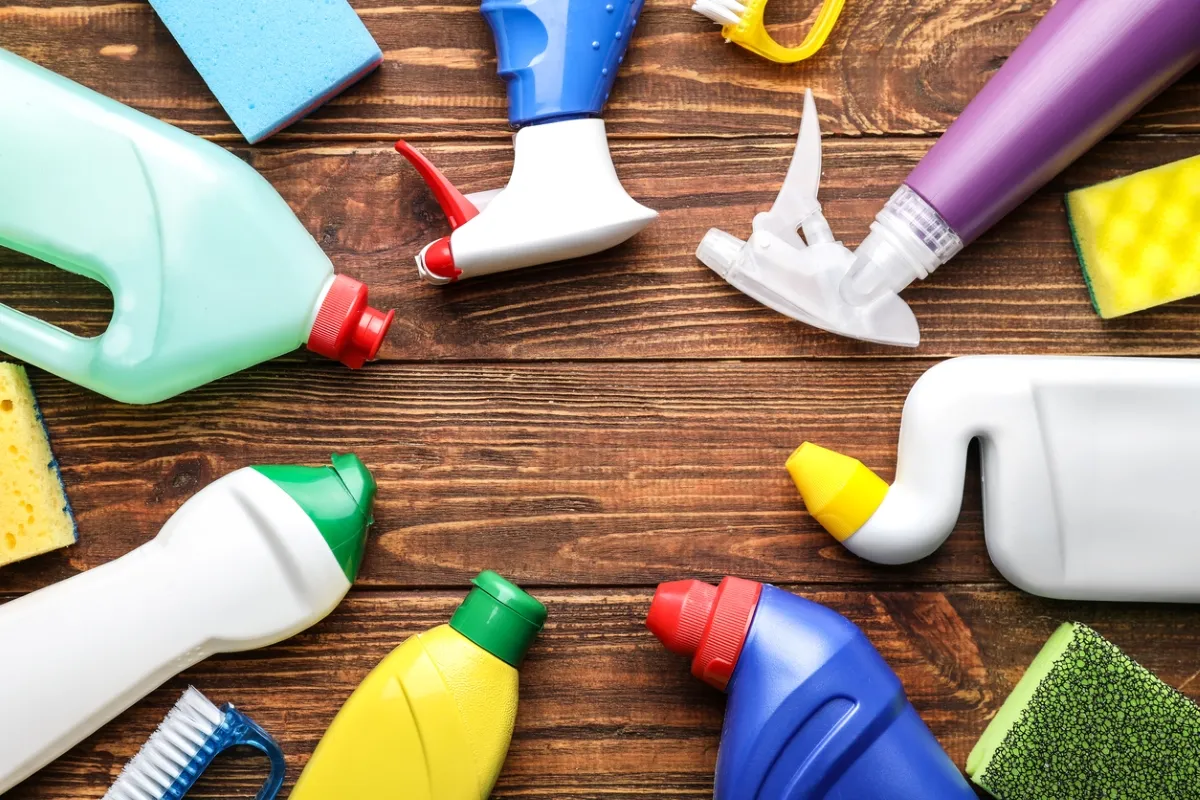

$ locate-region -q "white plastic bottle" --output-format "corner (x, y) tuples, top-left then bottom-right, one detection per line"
(0, 454), (376, 794)
(786, 356), (1200, 602)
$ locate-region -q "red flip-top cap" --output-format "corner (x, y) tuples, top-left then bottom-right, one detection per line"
(307, 274), (395, 369)
(646, 577), (762, 691)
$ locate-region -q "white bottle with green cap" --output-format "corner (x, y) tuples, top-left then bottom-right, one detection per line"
(0, 454), (377, 795)
(290, 570), (548, 800)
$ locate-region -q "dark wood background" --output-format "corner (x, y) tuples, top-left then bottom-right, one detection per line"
(3, 1), (1200, 797)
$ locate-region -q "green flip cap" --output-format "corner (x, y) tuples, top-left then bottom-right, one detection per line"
(253, 453), (377, 583)
(450, 571), (547, 667)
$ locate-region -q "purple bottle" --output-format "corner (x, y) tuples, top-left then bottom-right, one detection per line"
(840, 0), (1200, 306)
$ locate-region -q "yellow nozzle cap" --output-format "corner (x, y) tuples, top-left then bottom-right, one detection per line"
(786, 442), (888, 541)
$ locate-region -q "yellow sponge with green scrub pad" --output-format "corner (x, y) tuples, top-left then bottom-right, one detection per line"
(967, 622), (1200, 799)
(1066, 154), (1200, 318)
(0, 364), (76, 565)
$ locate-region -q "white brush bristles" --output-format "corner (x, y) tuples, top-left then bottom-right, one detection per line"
(692, 0), (746, 26)
(103, 687), (223, 800)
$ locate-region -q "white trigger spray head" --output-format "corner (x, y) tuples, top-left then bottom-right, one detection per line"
(696, 89), (926, 348)
(397, 119), (657, 284)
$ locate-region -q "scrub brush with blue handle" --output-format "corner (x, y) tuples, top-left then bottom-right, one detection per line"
(104, 687), (284, 800)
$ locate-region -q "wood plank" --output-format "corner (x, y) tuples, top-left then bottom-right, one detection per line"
(5, 136), (1200, 359)
(6, 588), (1200, 798)
(1, 0), (1196, 140)
(0, 359), (999, 594)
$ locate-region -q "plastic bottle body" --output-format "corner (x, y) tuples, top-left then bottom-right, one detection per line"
(290, 624), (520, 800)
(0, 467), (355, 795)
(839, 0), (1200, 308)
(906, 0), (1200, 245)
(481, 0), (644, 127)
(0, 49), (337, 404)
(399, 0), (656, 285)
(716, 586), (974, 799)
(847, 355), (1200, 601)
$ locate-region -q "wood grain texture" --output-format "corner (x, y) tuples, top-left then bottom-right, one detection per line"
(2, 360), (998, 594)
(6, 136), (1200, 360)
(0, 0), (1196, 140)
(8, 589), (1200, 799)
(3, 0), (1200, 798)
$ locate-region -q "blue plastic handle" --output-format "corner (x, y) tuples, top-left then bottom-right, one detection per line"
(164, 705), (286, 800)
(481, 0), (646, 127)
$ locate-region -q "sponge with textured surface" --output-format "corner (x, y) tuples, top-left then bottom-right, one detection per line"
(1066, 154), (1200, 318)
(967, 622), (1200, 799)
(0, 364), (76, 566)
(149, 0), (383, 144)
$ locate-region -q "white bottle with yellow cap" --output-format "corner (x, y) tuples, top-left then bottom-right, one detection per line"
(786, 355), (1200, 602)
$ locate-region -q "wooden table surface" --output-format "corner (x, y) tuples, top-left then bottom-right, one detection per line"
(3, 1), (1200, 797)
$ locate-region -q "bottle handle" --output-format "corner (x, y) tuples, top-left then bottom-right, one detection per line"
(0, 303), (98, 377)
(482, 0), (642, 125)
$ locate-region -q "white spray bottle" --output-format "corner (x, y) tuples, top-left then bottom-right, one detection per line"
(0, 454), (376, 794)
(394, 0), (657, 284)
(786, 356), (1200, 602)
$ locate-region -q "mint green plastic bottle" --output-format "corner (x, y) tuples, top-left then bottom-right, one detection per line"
(0, 49), (394, 404)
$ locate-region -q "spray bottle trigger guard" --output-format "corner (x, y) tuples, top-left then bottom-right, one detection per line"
(394, 141), (481, 230)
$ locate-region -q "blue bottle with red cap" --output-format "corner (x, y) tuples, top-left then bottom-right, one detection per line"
(646, 577), (976, 799)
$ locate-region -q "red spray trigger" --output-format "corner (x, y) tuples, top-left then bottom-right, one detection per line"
(395, 141), (479, 230)
(395, 141), (478, 282)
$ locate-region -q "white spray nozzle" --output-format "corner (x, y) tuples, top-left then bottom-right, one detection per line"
(398, 119), (657, 284)
(698, 89), (959, 348)
(697, 228), (745, 277)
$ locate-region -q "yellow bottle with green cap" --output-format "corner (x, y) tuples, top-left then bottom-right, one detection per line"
(290, 570), (547, 800)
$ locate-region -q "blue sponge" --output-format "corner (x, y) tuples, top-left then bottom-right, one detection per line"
(149, 0), (383, 143)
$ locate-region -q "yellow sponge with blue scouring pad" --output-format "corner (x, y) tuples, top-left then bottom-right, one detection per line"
(1066, 154), (1200, 318)
(0, 364), (76, 566)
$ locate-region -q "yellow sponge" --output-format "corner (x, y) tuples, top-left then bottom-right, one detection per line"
(0, 365), (76, 566)
(1066, 154), (1200, 318)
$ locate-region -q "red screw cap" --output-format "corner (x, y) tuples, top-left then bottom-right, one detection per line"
(646, 576), (762, 691)
(308, 274), (395, 369)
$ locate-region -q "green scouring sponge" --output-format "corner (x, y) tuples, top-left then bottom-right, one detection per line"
(967, 623), (1200, 799)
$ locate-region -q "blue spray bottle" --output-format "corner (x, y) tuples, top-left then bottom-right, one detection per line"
(394, 0), (657, 284)
(646, 577), (976, 799)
